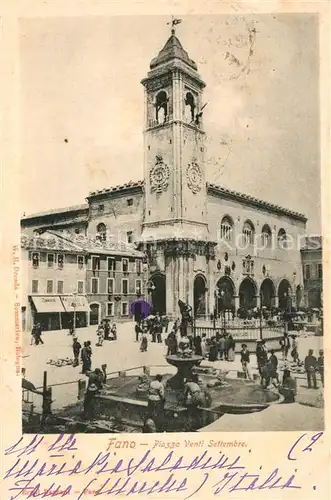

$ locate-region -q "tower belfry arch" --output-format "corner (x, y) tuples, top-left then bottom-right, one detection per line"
(139, 22), (216, 316)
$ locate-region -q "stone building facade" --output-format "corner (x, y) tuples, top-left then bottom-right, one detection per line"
(21, 30), (310, 319)
(21, 230), (144, 330)
(301, 236), (323, 308)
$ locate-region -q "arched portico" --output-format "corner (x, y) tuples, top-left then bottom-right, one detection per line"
(278, 279), (292, 311)
(215, 276), (236, 312)
(260, 278), (276, 309)
(239, 277), (258, 311)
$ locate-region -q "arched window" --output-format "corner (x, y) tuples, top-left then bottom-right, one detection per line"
(277, 228), (287, 249)
(96, 223), (107, 242)
(220, 216), (233, 241)
(184, 92), (195, 122)
(155, 91), (168, 124)
(242, 220), (255, 246)
(261, 224), (272, 248)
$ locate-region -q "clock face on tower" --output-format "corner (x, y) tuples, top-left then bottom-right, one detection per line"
(186, 159), (202, 194)
(150, 155), (170, 194)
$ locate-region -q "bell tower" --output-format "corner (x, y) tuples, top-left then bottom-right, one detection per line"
(140, 22), (215, 316)
(141, 24), (208, 240)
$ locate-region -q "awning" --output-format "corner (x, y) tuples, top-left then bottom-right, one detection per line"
(61, 295), (89, 312)
(31, 295), (65, 313)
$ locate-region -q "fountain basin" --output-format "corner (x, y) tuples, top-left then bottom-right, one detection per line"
(23, 367), (284, 433)
(166, 354), (203, 389)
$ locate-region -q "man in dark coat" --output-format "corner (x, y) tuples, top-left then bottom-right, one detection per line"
(72, 337), (81, 367)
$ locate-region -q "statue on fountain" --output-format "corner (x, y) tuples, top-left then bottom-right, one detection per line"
(178, 299), (193, 337)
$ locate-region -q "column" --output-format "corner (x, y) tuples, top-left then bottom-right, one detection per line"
(234, 295), (240, 312)
(255, 295), (261, 308)
(274, 296), (279, 308)
(165, 254), (175, 317)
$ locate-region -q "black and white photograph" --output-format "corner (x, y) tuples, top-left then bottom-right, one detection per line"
(20, 14), (324, 434)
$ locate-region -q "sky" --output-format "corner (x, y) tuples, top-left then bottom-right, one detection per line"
(20, 14), (320, 232)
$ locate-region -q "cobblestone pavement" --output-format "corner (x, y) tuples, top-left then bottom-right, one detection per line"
(22, 323), (324, 413)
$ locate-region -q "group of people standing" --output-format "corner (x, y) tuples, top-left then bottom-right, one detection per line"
(208, 331), (236, 362)
(96, 320), (117, 346)
(135, 313), (169, 352)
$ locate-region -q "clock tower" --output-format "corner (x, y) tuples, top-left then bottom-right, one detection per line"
(140, 24), (215, 316)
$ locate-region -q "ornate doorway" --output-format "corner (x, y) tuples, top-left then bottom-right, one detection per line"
(150, 274), (166, 315)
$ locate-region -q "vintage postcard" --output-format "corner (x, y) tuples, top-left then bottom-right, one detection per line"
(1, 1), (330, 499)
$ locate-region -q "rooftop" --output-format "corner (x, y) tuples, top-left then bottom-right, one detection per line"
(87, 179), (307, 221)
(150, 33), (197, 71)
(21, 230), (145, 258)
(88, 180), (144, 198)
(22, 204), (88, 221)
(207, 183), (307, 222)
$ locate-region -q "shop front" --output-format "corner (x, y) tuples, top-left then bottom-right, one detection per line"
(30, 296), (66, 331)
(60, 295), (89, 329)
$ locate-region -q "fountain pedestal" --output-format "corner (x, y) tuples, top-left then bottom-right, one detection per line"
(166, 355), (203, 390)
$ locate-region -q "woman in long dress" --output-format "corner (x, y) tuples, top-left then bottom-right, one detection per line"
(227, 334), (235, 361)
(140, 328), (148, 352)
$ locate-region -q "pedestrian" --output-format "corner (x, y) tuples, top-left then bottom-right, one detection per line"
(104, 320), (110, 340)
(68, 318), (74, 335)
(140, 328), (148, 352)
(30, 324), (37, 345)
(96, 323), (104, 346)
(83, 383), (98, 420)
(240, 344), (252, 380)
(135, 321), (142, 342)
(194, 336), (202, 356)
(279, 369), (296, 403)
(218, 332), (226, 361)
(81, 342), (89, 374)
(147, 374), (165, 430)
(166, 330), (177, 355)
(279, 333), (291, 361)
(227, 334), (236, 362)
(256, 340), (268, 377)
(208, 337), (218, 362)
(183, 374), (205, 431)
(88, 368), (104, 390)
(164, 315), (170, 333)
(304, 349), (318, 389)
(201, 334), (207, 358)
(266, 350), (280, 387)
(151, 317), (157, 343)
(156, 315), (163, 344)
(317, 349), (324, 387)
(110, 323), (117, 340)
(290, 335), (300, 365)
(72, 337), (81, 367)
(34, 323), (44, 345)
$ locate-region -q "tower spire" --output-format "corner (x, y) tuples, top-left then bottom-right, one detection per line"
(167, 16), (182, 35)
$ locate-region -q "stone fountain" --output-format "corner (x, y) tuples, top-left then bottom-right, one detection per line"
(24, 301), (283, 433)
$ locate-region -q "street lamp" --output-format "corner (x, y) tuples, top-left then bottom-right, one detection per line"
(72, 290), (78, 334)
(220, 290), (226, 334)
(259, 292), (263, 340)
(213, 289), (219, 329)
